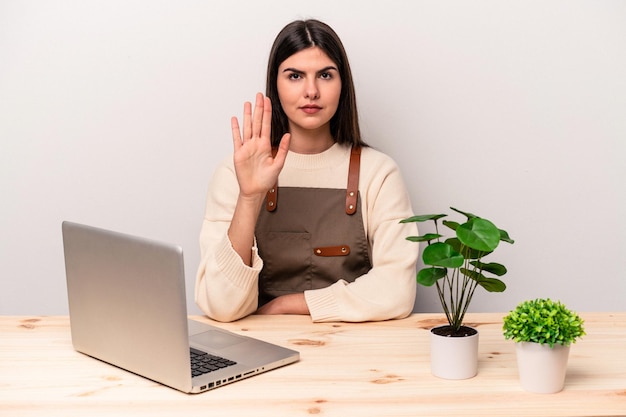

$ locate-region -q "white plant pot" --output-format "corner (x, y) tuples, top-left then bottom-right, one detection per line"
(515, 342), (571, 394)
(430, 326), (479, 380)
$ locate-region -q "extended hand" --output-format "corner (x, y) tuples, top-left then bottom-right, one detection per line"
(256, 293), (310, 315)
(231, 93), (291, 198)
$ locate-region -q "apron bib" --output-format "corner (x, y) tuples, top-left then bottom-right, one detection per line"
(255, 146), (372, 307)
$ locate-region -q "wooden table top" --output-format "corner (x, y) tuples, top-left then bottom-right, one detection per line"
(1, 312), (624, 416)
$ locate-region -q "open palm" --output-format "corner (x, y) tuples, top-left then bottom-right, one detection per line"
(231, 93), (291, 197)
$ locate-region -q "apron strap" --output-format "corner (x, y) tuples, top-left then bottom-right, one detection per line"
(345, 146), (361, 215)
(266, 148), (279, 212)
(265, 145), (361, 215)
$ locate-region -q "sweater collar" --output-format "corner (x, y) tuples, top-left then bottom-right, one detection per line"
(284, 143), (351, 170)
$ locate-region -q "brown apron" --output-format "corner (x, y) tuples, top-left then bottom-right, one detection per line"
(255, 146), (372, 307)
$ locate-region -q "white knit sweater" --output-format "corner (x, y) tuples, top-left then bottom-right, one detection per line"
(195, 143), (418, 322)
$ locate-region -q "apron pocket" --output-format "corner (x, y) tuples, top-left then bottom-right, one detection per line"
(259, 231), (313, 295)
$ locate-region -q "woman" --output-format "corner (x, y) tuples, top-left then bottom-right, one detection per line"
(195, 19), (418, 322)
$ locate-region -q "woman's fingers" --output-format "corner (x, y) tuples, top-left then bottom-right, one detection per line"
(242, 100), (253, 142)
(231, 116), (242, 150)
(231, 94), (287, 197)
(251, 92), (265, 139)
(273, 132), (291, 167)
(236, 93), (270, 146)
(231, 93), (278, 157)
(261, 96), (272, 141)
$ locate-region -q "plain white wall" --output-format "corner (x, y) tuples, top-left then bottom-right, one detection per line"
(1, 0), (624, 315)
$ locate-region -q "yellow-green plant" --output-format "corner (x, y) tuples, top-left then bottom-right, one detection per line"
(401, 207), (514, 334)
(503, 298), (585, 347)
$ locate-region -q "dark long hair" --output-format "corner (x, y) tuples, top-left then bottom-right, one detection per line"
(266, 19), (366, 147)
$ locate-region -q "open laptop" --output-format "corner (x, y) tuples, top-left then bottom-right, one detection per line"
(62, 221), (299, 393)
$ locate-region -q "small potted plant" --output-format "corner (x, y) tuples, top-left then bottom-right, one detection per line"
(401, 207), (514, 379)
(503, 298), (585, 393)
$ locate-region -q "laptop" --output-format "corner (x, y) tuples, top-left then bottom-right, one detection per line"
(62, 221), (299, 393)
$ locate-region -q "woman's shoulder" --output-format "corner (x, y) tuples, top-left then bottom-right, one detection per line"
(360, 146), (399, 170)
(213, 153), (235, 172)
(208, 153), (237, 186)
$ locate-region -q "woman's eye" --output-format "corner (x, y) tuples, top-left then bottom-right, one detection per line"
(320, 72), (332, 79)
(288, 73), (301, 80)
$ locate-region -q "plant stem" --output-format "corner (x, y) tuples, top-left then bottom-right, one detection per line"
(435, 280), (452, 325)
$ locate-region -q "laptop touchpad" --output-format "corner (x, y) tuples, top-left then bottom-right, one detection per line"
(190, 330), (246, 350)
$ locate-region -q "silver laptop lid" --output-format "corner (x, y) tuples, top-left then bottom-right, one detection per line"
(62, 221), (193, 392)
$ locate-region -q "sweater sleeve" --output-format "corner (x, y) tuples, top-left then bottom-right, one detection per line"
(194, 157), (261, 322)
(304, 149), (418, 322)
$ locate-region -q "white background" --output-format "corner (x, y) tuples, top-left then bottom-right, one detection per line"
(1, 0), (624, 315)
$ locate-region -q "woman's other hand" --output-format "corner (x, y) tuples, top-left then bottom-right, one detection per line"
(256, 293), (310, 315)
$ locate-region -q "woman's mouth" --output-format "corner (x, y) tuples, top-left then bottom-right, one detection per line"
(300, 105), (322, 114)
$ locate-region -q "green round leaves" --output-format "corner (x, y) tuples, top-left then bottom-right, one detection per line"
(456, 218), (501, 252)
(400, 207), (515, 331)
(416, 267), (446, 286)
(422, 242), (463, 268)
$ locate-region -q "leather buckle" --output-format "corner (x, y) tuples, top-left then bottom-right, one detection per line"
(314, 245), (351, 257)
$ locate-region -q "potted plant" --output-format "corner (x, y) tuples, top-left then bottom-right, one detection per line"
(401, 207), (514, 379)
(502, 298), (585, 393)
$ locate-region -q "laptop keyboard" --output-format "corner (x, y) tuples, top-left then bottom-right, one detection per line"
(190, 347), (237, 377)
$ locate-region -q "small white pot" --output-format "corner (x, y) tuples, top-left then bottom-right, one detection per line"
(515, 342), (571, 394)
(430, 326), (479, 380)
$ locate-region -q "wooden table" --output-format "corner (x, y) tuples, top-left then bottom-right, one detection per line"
(1, 313), (624, 416)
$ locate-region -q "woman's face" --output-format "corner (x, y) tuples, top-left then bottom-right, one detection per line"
(276, 46), (342, 136)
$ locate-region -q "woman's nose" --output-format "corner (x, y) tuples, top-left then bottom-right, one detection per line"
(304, 79), (319, 100)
